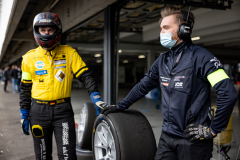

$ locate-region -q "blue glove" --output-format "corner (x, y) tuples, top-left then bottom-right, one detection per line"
(20, 109), (30, 135)
(90, 92), (108, 115)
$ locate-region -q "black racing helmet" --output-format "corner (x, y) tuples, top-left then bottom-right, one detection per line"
(33, 12), (62, 48)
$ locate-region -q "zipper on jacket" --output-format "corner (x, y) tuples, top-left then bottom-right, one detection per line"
(165, 47), (185, 134)
(171, 52), (174, 71)
(47, 51), (54, 100)
(168, 52), (174, 130)
(51, 50), (54, 100)
(167, 75), (172, 133)
(48, 52), (52, 65)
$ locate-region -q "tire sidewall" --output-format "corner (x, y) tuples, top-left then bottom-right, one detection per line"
(78, 105), (88, 147)
(92, 114), (121, 160)
(78, 103), (96, 150)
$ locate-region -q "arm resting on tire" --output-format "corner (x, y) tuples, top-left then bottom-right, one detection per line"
(19, 71), (32, 110)
(118, 75), (159, 109)
(118, 56), (160, 109)
(77, 70), (99, 95)
(207, 69), (237, 134)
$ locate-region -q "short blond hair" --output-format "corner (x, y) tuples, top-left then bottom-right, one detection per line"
(159, 6), (195, 26)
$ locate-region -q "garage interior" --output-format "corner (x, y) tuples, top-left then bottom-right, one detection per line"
(65, 0), (240, 88)
(0, 0), (240, 159)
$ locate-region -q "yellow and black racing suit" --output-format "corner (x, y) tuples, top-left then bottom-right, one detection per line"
(19, 45), (99, 160)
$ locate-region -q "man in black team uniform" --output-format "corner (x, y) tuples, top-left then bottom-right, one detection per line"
(102, 6), (237, 160)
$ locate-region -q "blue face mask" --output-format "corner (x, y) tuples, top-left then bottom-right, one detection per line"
(160, 31), (179, 49)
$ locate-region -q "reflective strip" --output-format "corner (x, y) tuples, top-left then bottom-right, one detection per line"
(207, 69), (229, 87)
(22, 71), (32, 80)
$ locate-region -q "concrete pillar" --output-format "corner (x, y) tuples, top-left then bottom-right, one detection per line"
(147, 50), (155, 70)
(103, 4), (117, 105)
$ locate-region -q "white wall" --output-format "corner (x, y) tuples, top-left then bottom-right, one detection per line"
(0, 0), (15, 56)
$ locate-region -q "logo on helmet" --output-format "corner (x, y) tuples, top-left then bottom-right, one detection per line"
(39, 19), (52, 23)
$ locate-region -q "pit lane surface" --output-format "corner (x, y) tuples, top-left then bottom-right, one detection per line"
(1, 83), (240, 160)
(0, 85), (59, 160)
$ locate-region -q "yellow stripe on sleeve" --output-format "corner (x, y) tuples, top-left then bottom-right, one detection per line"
(22, 71), (32, 80)
(76, 67), (88, 78)
(21, 79), (32, 83)
(207, 69), (229, 87)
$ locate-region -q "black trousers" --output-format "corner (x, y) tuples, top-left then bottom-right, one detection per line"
(154, 131), (213, 160)
(4, 79), (8, 91)
(30, 99), (77, 160)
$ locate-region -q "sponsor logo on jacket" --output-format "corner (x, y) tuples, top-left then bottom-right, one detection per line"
(35, 70), (47, 75)
(174, 76), (186, 81)
(55, 70), (65, 82)
(162, 82), (169, 86)
(54, 59), (66, 65)
(210, 57), (221, 69)
(160, 76), (170, 82)
(35, 60), (45, 69)
(175, 82), (183, 88)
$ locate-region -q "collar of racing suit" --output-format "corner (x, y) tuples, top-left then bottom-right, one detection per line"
(38, 44), (59, 57)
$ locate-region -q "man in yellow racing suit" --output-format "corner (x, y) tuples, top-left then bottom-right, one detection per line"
(19, 12), (107, 160)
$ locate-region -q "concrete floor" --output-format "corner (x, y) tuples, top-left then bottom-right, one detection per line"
(0, 82), (240, 160)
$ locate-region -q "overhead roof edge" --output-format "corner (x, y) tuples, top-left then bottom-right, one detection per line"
(0, 0), (28, 64)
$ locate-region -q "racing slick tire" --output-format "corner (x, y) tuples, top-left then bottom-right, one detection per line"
(77, 102), (97, 150)
(76, 145), (93, 160)
(92, 109), (157, 160)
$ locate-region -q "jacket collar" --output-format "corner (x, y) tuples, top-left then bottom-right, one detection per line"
(172, 39), (192, 53)
(37, 44), (59, 57)
(163, 39), (193, 71)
